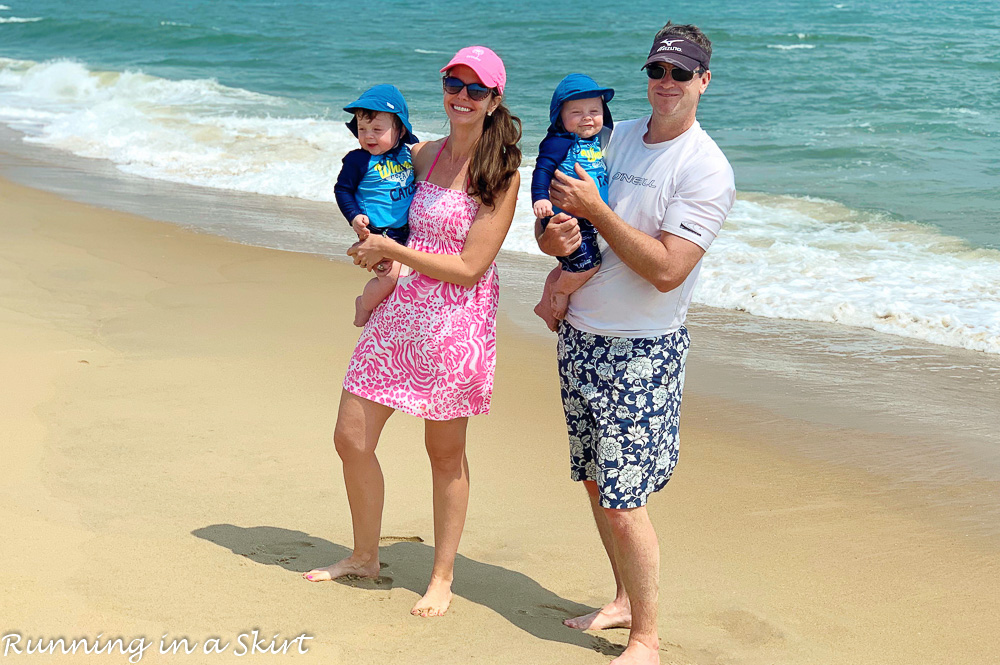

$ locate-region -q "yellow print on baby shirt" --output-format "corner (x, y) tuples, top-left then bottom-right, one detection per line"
(580, 146), (603, 163)
(374, 159), (413, 181)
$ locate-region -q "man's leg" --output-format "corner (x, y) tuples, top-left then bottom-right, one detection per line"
(604, 506), (660, 665)
(563, 480), (632, 630)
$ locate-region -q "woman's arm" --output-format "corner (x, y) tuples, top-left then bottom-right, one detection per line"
(348, 171), (520, 288)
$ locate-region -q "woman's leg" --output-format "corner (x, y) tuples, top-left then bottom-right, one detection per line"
(304, 390), (394, 581)
(411, 416), (470, 617)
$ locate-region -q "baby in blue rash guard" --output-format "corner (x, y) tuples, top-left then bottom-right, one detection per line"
(531, 74), (614, 331)
(334, 84), (419, 327)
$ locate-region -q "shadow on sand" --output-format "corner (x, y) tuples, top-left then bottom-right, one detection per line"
(192, 524), (624, 657)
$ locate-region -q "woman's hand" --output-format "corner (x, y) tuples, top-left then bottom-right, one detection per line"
(549, 164), (605, 219)
(347, 233), (393, 271)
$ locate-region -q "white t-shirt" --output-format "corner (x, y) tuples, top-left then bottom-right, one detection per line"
(565, 117), (735, 337)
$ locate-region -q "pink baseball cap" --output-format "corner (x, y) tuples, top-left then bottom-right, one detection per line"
(440, 46), (506, 96)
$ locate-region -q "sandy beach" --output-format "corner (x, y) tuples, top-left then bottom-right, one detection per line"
(2, 172), (999, 665)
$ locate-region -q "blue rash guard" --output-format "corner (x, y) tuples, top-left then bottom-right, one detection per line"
(334, 144), (415, 245)
(531, 73), (615, 274)
(533, 133), (610, 211)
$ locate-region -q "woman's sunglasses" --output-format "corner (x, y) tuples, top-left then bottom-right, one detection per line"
(442, 76), (494, 102)
(645, 64), (703, 82)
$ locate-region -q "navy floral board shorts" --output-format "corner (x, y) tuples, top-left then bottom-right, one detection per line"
(557, 322), (690, 509)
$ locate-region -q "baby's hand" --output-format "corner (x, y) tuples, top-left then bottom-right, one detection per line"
(352, 214), (370, 240)
(533, 199), (554, 219)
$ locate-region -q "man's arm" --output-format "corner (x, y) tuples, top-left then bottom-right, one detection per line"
(549, 165), (705, 292)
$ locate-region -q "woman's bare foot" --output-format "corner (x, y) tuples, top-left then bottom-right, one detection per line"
(610, 639), (659, 664)
(563, 600), (632, 630)
(303, 556), (379, 582)
(534, 299), (559, 332)
(354, 296), (372, 327)
(410, 577), (453, 617)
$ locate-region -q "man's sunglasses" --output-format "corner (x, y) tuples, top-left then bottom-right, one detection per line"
(442, 76), (494, 101)
(645, 64), (703, 82)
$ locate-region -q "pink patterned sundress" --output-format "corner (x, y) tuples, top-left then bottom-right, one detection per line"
(342, 148), (498, 421)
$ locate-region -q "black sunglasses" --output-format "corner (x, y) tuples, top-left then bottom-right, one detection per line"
(442, 76), (494, 102)
(645, 64), (703, 82)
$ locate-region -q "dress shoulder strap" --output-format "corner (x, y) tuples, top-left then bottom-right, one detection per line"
(426, 138), (448, 179)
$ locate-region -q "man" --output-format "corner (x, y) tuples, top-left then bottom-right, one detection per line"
(537, 22), (735, 665)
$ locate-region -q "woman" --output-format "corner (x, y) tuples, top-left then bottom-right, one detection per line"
(304, 46), (522, 619)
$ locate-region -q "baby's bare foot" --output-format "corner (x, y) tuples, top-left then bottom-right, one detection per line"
(551, 292), (569, 321)
(410, 578), (453, 617)
(534, 300), (559, 332)
(303, 556), (379, 582)
(354, 296), (372, 327)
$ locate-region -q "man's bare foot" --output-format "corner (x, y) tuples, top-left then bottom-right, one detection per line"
(563, 600), (632, 630)
(410, 577), (453, 617)
(354, 296), (372, 327)
(303, 556), (379, 582)
(534, 300), (559, 332)
(609, 639), (659, 665)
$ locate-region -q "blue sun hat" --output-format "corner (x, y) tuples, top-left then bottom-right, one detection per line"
(344, 84), (418, 145)
(548, 73), (615, 134)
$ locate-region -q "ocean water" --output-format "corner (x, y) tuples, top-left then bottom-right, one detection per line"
(1, 0), (998, 353)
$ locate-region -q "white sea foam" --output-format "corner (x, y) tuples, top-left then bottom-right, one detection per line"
(0, 15), (41, 22)
(0, 5), (12, 11)
(694, 194), (1000, 354)
(503, 185), (1000, 355)
(414, 49), (447, 55)
(1, 57), (998, 354)
(767, 44), (816, 51)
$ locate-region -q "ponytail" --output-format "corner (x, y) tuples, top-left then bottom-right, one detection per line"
(468, 99), (522, 208)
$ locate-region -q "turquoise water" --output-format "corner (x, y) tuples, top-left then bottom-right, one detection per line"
(2, 0), (999, 352)
(4, 0), (997, 246)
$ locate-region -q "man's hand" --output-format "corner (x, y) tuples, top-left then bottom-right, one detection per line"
(536, 213), (582, 257)
(533, 199), (554, 219)
(549, 164), (604, 219)
(351, 214), (371, 241)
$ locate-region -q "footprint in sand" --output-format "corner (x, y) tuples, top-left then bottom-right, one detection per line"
(241, 540), (316, 565)
(587, 635), (625, 657)
(339, 569), (394, 589)
(379, 535), (424, 544)
(515, 604), (577, 619)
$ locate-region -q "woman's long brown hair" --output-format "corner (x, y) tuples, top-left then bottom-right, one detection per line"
(467, 98), (522, 208)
